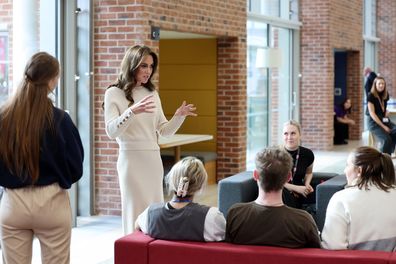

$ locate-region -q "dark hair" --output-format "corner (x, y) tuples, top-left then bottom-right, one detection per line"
(351, 146), (395, 191)
(339, 98), (352, 114)
(0, 52), (59, 183)
(255, 146), (293, 192)
(103, 45), (158, 108)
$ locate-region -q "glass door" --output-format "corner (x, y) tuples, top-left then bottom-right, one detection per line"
(62, 0), (93, 220)
(246, 21), (295, 169)
(246, 21), (269, 169)
(268, 26), (293, 145)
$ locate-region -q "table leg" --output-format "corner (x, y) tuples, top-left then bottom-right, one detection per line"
(174, 146), (181, 162)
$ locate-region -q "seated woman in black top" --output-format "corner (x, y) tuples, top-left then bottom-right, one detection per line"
(367, 76), (396, 155)
(282, 120), (315, 209)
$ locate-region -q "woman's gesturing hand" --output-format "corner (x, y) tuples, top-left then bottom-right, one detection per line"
(175, 101), (197, 117)
(130, 94), (156, 114)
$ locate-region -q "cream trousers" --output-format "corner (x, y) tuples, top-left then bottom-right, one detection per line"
(0, 183), (72, 264)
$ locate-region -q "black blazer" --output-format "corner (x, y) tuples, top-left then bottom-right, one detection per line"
(365, 71), (377, 97)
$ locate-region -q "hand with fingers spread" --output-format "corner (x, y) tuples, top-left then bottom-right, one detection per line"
(130, 94), (156, 114)
(174, 101), (197, 117)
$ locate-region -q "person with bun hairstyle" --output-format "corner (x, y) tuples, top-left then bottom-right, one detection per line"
(322, 146), (396, 251)
(135, 156), (226, 242)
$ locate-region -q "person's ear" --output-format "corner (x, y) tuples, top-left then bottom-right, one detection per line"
(253, 170), (259, 181)
(357, 166), (362, 177)
(286, 171), (292, 183)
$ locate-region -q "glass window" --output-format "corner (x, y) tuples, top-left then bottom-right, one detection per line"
(249, 0), (280, 17)
(268, 26), (292, 146)
(249, 0), (299, 20)
(0, 32), (9, 103)
(247, 0), (299, 169)
(364, 0), (376, 37)
(247, 21), (269, 169)
(0, 1), (60, 105)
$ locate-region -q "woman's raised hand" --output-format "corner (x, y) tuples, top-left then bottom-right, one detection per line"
(175, 101), (197, 117)
(130, 94), (156, 114)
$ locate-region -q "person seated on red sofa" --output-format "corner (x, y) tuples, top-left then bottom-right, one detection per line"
(321, 146), (396, 252)
(225, 146), (321, 248)
(135, 156), (225, 241)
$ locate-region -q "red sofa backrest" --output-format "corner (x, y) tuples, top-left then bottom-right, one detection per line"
(115, 232), (394, 264)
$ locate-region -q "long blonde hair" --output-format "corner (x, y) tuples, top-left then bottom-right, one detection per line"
(0, 52), (59, 183)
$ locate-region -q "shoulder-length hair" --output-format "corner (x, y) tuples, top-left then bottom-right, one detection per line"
(104, 45), (158, 107)
(0, 52), (59, 183)
(351, 146), (395, 191)
(370, 76), (388, 101)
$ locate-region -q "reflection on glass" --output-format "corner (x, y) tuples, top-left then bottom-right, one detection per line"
(269, 26), (292, 146)
(0, 33), (8, 104)
(249, 0), (280, 17)
(247, 21), (268, 170)
(0, 2), (59, 106)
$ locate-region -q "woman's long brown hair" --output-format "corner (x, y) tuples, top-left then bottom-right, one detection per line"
(102, 45), (158, 108)
(351, 146), (395, 191)
(0, 52), (59, 183)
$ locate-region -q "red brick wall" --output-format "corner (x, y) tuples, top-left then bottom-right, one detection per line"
(377, 0), (396, 97)
(300, 0), (363, 150)
(93, 0), (246, 214)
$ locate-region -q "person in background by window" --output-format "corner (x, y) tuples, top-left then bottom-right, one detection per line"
(364, 67), (377, 97)
(334, 98), (355, 145)
(282, 120), (315, 209)
(135, 156), (225, 242)
(322, 146), (396, 251)
(103, 45), (197, 235)
(0, 52), (84, 264)
(367, 76), (396, 155)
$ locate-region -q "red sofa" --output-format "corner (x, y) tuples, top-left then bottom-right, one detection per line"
(115, 231), (396, 264)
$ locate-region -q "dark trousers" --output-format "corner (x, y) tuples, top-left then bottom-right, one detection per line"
(334, 121), (349, 144)
(368, 119), (396, 155)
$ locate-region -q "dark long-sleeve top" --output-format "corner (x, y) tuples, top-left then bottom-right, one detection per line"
(0, 107), (84, 189)
(365, 71), (377, 96)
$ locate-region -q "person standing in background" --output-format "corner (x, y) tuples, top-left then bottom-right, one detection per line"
(364, 67), (377, 97)
(103, 45), (197, 235)
(334, 98), (355, 145)
(0, 52), (84, 264)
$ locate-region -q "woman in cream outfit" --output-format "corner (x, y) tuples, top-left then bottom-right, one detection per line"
(104, 45), (196, 234)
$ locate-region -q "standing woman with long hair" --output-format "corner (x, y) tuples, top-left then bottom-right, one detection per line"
(0, 52), (84, 263)
(103, 45), (196, 235)
(367, 76), (396, 155)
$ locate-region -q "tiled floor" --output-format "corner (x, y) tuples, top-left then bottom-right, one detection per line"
(0, 140), (362, 263)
